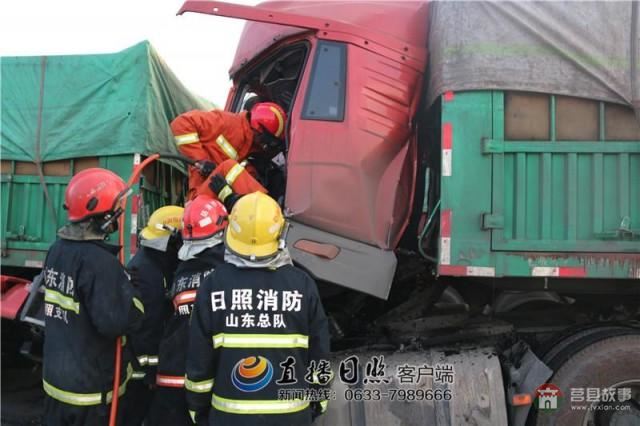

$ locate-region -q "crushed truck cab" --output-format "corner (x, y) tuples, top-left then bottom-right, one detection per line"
(178, 2), (639, 425)
(179, 0), (429, 299)
(179, 0), (639, 298)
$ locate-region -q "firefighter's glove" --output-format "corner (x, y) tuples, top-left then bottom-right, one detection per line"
(208, 174), (241, 211)
(311, 400), (329, 420)
(222, 193), (242, 212)
(126, 267), (141, 288)
(209, 174), (228, 194)
(194, 160), (215, 177)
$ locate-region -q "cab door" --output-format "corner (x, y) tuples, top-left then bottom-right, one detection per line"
(283, 39), (423, 298)
(286, 40), (422, 251)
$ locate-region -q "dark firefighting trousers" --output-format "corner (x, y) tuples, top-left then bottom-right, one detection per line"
(145, 387), (191, 426)
(43, 394), (128, 426)
(118, 380), (154, 426)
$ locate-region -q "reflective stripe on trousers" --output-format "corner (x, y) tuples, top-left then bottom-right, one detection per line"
(211, 393), (309, 415)
(156, 374), (185, 388)
(136, 354), (159, 366)
(185, 376), (214, 393)
(42, 363), (133, 406)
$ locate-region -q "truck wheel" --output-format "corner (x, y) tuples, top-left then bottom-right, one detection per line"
(541, 326), (636, 370)
(534, 335), (640, 426)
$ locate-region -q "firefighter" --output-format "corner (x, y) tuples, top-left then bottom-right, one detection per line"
(185, 192), (331, 426)
(41, 168), (144, 426)
(146, 196), (228, 426)
(170, 102), (287, 200)
(120, 206), (184, 425)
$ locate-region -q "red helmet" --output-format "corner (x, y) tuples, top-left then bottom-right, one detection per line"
(182, 195), (228, 241)
(250, 102), (286, 138)
(64, 168), (129, 222)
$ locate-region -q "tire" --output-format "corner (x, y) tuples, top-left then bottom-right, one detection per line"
(534, 335), (640, 426)
(542, 326), (636, 371)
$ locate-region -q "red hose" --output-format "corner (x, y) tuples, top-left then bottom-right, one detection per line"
(109, 153), (161, 426)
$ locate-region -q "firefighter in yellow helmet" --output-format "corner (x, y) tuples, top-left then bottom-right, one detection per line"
(121, 206), (184, 425)
(185, 192), (331, 426)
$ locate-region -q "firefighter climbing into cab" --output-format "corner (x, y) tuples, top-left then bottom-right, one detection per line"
(41, 168), (145, 426)
(170, 102), (287, 205)
(185, 192), (331, 426)
(147, 196), (228, 425)
(121, 206), (184, 425)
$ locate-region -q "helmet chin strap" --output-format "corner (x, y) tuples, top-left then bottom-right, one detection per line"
(258, 125), (283, 152)
(100, 187), (133, 232)
(278, 221), (290, 250)
(99, 207), (124, 232)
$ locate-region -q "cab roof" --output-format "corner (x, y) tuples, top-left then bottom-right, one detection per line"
(229, 0), (429, 76)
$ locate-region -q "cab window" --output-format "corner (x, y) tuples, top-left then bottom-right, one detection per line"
(301, 41), (347, 121)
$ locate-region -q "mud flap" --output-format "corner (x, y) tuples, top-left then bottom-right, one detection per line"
(502, 342), (553, 426)
(314, 348), (507, 426)
(287, 221), (397, 299)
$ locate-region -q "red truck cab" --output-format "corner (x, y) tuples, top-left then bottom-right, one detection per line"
(179, 0), (429, 298)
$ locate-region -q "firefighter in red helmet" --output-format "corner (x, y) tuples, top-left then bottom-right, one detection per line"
(41, 168), (144, 426)
(170, 102), (287, 201)
(147, 196), (228, 426)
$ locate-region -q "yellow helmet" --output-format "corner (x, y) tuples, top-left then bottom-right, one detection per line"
(225, 192), (284, 259)
(140, 205), (184, 240)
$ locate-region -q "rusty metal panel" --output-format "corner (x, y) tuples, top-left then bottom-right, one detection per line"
(43, 160), (71, 176)
(73, 157), (100, 173)
(556, 96), (599, 140)
(14, 162), (37, 175)
(606, 104), (640, 141)
(505, 92), (549, 140)
(0, 161), (12, 174)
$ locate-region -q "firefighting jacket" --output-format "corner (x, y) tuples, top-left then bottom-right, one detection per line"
(42, 238), (144, 406)
(185, 263), (330, 426)
(127, 245), (178, 384)
(155, 245), (224, 388)
(171, 110), (254, 199)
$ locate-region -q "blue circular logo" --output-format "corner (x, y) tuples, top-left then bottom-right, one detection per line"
(231, 356), (274, 392)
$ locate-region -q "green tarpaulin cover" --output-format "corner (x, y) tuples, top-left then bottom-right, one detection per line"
(1, 41), (213, 162)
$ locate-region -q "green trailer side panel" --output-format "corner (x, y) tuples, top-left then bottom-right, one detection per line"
(490, 93), (639, 253)
(439, 91), (640, 279)
(0, 155), (184, 269)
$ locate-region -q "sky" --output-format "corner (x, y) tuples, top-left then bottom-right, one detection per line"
(0, 0), (260, 106)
